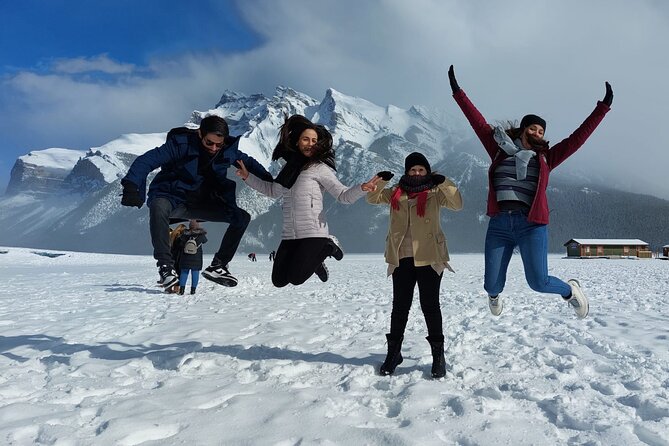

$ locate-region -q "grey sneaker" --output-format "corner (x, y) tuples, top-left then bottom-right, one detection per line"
(328, 235), (344, 261)
(158, 264), (178, 289)
(488, 295), (503, 316)
(315, 263), (329, 282)
(566, 279), (589, 319)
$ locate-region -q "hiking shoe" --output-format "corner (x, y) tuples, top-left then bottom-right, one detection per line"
(566, 279), (589, 319)
(158, 264), (178, 289)
(315, 263), (329, 282)
(328, 235), (344, 261)
(488, 295), (503, 316)
(202, 262), (238, 287)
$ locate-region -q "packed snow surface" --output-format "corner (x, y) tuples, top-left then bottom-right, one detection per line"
(1, 248), (668, 445)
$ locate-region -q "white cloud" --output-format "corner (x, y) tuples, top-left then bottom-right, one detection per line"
(51, 54), (136, 74)
(1, 0), (668, 198)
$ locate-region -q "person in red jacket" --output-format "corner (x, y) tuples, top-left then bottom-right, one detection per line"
(448, 65), (613, 319)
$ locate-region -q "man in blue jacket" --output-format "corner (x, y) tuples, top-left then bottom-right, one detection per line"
(121, 115), (272, 289)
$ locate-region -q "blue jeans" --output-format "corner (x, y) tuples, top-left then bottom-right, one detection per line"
(179, 269), (200, 288)
(484, 211), (570, 298)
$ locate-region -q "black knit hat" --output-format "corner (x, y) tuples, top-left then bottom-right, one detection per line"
(404, 152), (431, 174)
(519, 114), (546, 132)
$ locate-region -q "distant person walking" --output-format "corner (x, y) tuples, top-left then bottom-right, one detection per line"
(120, 115), (272, 289)
(236, 114), (379, 286)
(448, 65), (613, 319)
(176, 220), (207, 295)
(367, 152), (463, 378)
(269, 250), (276, 262)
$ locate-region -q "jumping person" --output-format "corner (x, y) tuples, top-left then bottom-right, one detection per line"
(236, 115), (379, 286)
(448, 65), (613, 319)
(121, 115), (272, 289)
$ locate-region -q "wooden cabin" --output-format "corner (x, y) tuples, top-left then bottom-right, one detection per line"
(563, 239), (651, 258)
(663, 245), (669, 257)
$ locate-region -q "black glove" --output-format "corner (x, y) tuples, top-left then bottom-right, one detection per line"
(431, 173), (446, 185)
(121, 181), (143, 208)
(448, 65), (460, 94)
(602, 81), (613, 106)
(376, 171), (394, 181)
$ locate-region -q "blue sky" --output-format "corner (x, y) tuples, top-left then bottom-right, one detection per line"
(0, 1), (261, 71)
(1, 0), (668, 199)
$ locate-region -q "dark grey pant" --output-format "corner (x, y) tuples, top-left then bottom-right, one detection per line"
(271, 238), (331, 287)
(149, 197), (250, 267)
(390, 257), (444, 338)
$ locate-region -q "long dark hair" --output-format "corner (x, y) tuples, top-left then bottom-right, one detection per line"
(502, 120), (549, 152)
(272, 115), (336, 170)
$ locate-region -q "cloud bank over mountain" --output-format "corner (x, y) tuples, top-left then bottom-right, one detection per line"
(0, 1), (667, 199)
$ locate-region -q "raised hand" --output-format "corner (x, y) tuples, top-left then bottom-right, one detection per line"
(431, 173), (446, 185)
(120, 181), (143, 208)
(448, 65), (461, 93)
(376, 171), (394, 181)
(235, 159), (249, 180)
(362, 175), (382, 192)
(602, 81), (613, 106)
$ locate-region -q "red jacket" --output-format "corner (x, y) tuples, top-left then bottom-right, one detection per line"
(453, 90), (610, 224)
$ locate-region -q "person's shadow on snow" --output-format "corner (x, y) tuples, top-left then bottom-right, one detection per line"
(0, 334), (415, 373)
(98, 283), (165, 295)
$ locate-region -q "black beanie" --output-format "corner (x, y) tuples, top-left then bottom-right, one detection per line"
(519, 114), (546, 132)
(404, 152), (431, 174)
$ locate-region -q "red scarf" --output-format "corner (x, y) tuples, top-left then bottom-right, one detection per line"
(390, 188), (428, 217)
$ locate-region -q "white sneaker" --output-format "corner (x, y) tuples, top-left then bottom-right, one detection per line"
(202, 262), (238, 287)
(488, 295), (503, 316)
(566, 279), (589, 319)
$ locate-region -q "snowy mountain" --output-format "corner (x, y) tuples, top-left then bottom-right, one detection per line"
(2, 86), (668, 254)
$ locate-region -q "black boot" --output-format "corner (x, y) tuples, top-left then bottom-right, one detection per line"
(426, 335), (446, 378)
(379, 334), (403, 376)
(178, 286), (185, 295)
(190, 287), (196, 295)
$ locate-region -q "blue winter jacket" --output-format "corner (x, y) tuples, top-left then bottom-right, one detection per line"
(122, 129), (272, 209)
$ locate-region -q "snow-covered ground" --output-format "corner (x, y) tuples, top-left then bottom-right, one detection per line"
(1, 247), (668, 445)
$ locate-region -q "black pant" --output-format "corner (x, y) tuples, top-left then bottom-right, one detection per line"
(149, 197), (250, 267)
(272, 238), (331, 287)
(390, 257), (443, 338)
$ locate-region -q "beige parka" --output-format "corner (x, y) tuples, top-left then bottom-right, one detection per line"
(367, 177), (463, 268)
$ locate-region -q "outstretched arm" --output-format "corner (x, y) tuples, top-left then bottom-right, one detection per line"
(318, 165), (368, 204)
(434, 174), (463, 211)
(546, 82), (613, 169)
(236, 160), (284, 198)
(449, 65), (499, 158)
(366, 172), (395, 204)
(121, 137), (185, 207)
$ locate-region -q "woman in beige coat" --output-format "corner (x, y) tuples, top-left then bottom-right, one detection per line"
(367, 152), (462, 378)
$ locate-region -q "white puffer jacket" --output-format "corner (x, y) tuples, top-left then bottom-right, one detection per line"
(245, 163), (366, 239)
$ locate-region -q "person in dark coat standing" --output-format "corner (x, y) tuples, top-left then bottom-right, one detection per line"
(120, 115), (272, 290)
(177, 220), (207, 295)
(448, 65), (613, 319)
(367, 153), (463, 378)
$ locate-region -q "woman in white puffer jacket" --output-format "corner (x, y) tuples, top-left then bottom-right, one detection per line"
(236, 115), (379, 287)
